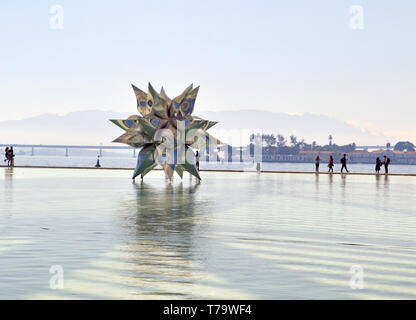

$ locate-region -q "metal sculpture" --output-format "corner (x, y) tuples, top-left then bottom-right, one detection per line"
(111, 83), (220, 180)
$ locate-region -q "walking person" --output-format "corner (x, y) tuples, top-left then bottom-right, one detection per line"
(315, 155), (320, 172)
(340, 153), (349, 173)
(383, 155), (391, 174)
(375, 157), (382, 173)
(328, 155), (334, 173)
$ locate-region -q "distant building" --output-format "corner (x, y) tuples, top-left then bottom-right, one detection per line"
(262, 148), (416, 164)
(223, 145), (416, 165)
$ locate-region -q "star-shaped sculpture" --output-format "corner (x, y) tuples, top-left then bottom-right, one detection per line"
(110, 83), (221, 180)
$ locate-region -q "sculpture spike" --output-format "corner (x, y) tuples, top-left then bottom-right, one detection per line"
(160, 86), (170, 102)
(131, 84), (150, 116)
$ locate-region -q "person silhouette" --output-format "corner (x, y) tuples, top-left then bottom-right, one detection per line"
(315, 155), (320, 172)
(8, 147), (15, 167)
(340, 153), (349, 173)
(4, 147), (9, 166)
(375, 157), (382, 173)
(383, 155), (391, 174)
(328, 155), (334, 173)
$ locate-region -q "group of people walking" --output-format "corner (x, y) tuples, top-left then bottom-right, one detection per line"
(3, 147), (15, 167)
(315, 154), (391, 174)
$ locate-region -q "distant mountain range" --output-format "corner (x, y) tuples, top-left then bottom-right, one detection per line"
(198, 110), (392, 146)
(0, 109), (393, 146)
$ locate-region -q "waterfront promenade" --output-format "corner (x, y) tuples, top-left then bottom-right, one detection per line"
(4, 143), (416, 165)
(2, 165), (416, 177)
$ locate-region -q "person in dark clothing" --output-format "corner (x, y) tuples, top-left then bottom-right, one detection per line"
(328, 155), (334, 172)
(383, 155), (391, 174)
(375, 157), (382, 173)
(340, 153), (349, 173)
(315, 155), (320, 172)
(8, 147), (15, 167)
(5, 147), (14, 167)
(4, 147), (9, 165)
(195, 150), (200, 171)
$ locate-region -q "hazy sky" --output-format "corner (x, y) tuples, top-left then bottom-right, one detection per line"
(0, 0), (415, 141)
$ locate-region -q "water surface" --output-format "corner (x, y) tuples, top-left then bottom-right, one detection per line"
(1, 167), (415, 299)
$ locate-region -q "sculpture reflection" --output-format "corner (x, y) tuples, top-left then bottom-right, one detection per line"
(117, 181), (202, 262)
(112, 182), (206, 297)
(133, 182), (199, 243)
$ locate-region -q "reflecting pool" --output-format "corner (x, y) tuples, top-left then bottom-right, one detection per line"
(1, 167), (415, 299)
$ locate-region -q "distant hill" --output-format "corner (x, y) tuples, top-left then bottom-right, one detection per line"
(0, 110), (131, 145)
(0, 109), (393, 146)
(196, 110), (392, 146)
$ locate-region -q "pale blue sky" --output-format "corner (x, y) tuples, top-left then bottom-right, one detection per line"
(0, 0), (415, 140)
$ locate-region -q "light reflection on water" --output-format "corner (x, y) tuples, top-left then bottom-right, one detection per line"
(0, 167), (415, 299)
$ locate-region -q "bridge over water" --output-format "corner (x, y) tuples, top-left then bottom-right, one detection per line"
(0, 143), (247, 162)
(0, 143), (137, 157)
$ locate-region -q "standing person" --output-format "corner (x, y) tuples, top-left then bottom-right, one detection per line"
(195, 150), (200, 171)
(328, 155), (334, 173)
(315, 155), (320, 172)
(340, 153), (349, 173)
(4, 147), (9, 166)
(9, 147), (15, 167)
(383, 155), (391, 174)
(375, 157), (382, 173)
